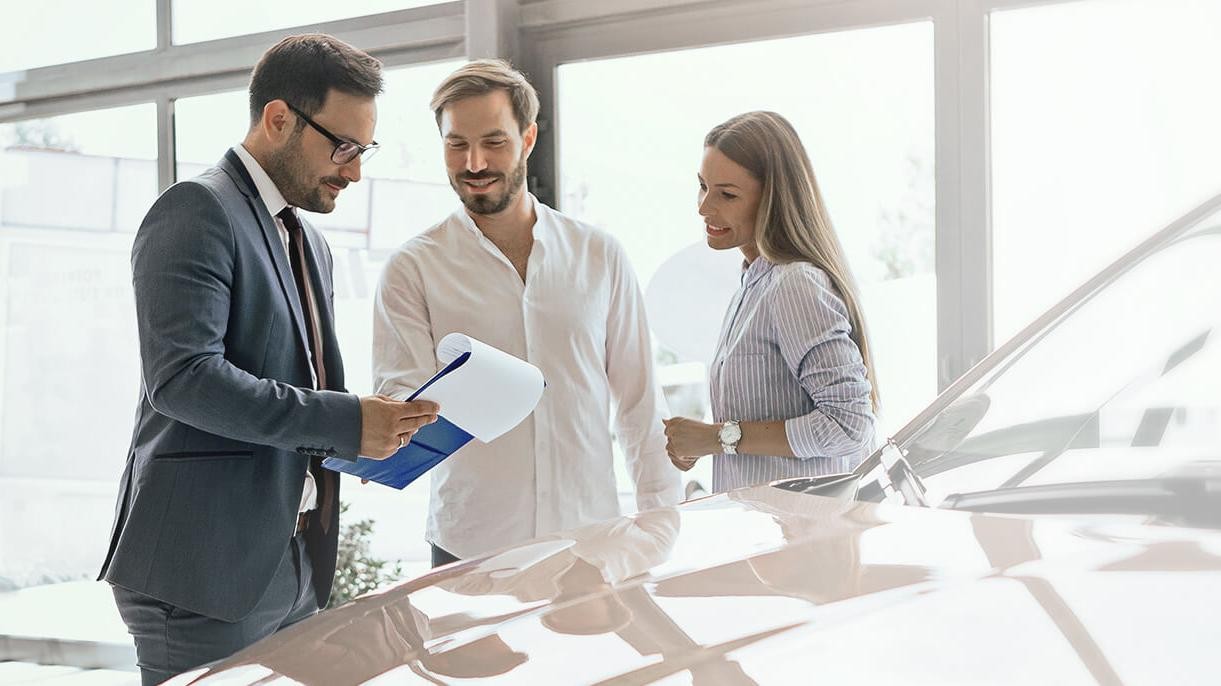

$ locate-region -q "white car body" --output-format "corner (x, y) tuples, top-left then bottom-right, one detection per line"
(173, 190), (1221, 685)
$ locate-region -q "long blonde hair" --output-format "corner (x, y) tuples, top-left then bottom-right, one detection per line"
(705, 111), (879, 410)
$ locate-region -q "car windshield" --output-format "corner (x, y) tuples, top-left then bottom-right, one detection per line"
(876, 199), (1221, 522)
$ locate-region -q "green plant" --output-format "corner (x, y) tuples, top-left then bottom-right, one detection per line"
(328, 502), (405, 609)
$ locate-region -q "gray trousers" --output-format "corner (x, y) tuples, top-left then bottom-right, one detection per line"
(430, 542), (460, 568)
(112, 532), (318, 686)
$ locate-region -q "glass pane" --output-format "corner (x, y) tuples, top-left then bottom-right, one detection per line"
(0, 104), (157, 589)
(904, 206), (1221, 517)
(558, 22), (937, 494)
(173, 0), (451, 45)
(0, 0), (155, 73)
(991, 0), (1221, 342)
(174, 60), (460, 577)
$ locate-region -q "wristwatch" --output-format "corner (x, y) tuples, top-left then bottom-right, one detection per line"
(718, 420), (742, 454)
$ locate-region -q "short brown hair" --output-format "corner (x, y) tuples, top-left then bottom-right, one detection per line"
(248, 33), (383, 126)
(430, 59), (539, 132)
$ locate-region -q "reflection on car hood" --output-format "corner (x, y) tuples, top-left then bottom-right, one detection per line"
(177, 486), (1221, 685)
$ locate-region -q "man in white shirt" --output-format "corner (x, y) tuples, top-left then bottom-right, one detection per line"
(373, 59), (681, 566)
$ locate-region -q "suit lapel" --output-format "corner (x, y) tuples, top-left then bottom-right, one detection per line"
(300, 221), (343, 389)
(219, 150), (312, 369)
(299, 228), (341, 527)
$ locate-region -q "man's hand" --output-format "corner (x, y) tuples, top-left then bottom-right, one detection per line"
(663, 417), (721, 472)
(359, 395), (440, 459)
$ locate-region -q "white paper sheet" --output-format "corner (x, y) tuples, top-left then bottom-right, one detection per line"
(412, 333), (545, 443)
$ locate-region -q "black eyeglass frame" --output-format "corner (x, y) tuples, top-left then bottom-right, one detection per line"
(285, 102), (379, 164)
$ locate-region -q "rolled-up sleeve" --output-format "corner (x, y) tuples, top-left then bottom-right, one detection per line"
(372, 248), (437, 400)
(770, 266), (875, 461)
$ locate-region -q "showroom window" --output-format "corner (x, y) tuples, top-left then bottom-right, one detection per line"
(0, 0), (155, 73)
(557, 20), (938, 451)
(990, 0), (1221, 342)
(0, 104), (157, 589)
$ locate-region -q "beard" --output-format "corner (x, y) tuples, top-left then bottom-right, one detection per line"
(265, 130), (347, 214)
(451, 153), (527, 216)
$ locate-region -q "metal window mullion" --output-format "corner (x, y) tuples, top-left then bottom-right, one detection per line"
(0, 2), (465, 118)
(156, 0), (173, 50)
(157, 0), (175, 192)
(516, 48), (556, 207)
(934, 0), (993, 391)
(157, 96), (176, 193)
(465, 0), (518, 61)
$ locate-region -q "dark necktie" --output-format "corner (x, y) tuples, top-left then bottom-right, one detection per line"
(278, 207), (337, 536)
(277, 207), (328, 391)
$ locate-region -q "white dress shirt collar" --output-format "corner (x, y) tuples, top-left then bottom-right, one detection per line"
(231, 144), (290, 219)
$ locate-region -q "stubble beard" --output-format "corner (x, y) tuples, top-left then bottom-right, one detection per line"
(454, 155), (527, 216)
(266, 130), (335, 214)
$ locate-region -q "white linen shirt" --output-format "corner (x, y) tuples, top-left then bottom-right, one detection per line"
(373, 195), (681, 559)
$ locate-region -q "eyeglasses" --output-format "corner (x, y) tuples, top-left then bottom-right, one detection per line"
(285, 102), (379, 165)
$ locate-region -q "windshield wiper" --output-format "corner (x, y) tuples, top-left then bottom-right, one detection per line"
(941, 467), (1221, 529)
(774, 441), (930, 508)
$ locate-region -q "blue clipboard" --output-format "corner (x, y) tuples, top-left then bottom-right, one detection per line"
(321, 353), (475, 489)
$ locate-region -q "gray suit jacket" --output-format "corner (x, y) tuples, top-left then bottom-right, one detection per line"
(100, 149), (362, 622)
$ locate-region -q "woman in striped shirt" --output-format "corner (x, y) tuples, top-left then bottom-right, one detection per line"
(663, 111), (878, 494)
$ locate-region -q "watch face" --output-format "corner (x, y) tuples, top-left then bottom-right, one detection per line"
(720, 422), (742, 444)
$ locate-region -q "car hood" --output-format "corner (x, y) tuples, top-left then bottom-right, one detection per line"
(177, 486), (1221, 685)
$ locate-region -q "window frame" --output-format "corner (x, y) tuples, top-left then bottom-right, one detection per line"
(516, 0), (1009, 392)
(0, 0), (1116, 405)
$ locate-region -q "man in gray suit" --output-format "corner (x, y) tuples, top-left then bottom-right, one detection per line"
(99, 34), (439, 685)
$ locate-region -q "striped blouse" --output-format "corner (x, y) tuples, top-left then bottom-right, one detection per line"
(709, 257), (876, 493)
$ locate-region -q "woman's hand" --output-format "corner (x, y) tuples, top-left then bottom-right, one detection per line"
(663, 417), (723, 471)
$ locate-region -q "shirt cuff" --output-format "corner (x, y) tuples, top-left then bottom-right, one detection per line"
(784, 416), (822, 461)
(635, 482), (682, 510)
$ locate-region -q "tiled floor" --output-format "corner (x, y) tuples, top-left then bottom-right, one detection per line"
(0, 582), (131, 649)
(0, 581), (136, 684)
